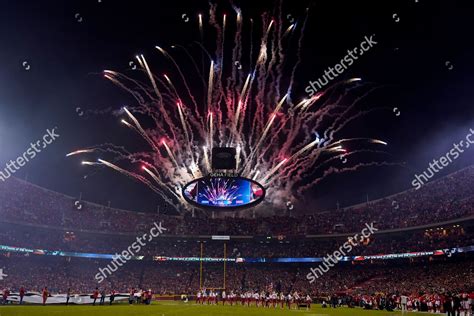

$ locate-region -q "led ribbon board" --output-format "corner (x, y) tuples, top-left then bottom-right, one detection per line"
(182, 176), (265, 209)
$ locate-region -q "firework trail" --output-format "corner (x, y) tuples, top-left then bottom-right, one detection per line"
(68, 3), (392, 213)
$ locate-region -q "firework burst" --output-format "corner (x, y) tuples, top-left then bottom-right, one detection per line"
(69, 4), (394, 213)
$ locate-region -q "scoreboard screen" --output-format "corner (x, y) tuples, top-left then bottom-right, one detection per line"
(183, 176), (265, 209)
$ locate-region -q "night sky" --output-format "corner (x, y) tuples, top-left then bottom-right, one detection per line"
(0, 0), (473, 214)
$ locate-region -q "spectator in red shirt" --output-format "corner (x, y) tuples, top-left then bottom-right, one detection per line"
(143, 289), (152, 305)
(92, 287), (99, 305)
(19, 287), (25, 305)
(2, 288), (9, 305)
(42, 287), (48, 305)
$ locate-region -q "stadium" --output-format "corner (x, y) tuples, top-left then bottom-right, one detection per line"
(1, 0), (474, 315)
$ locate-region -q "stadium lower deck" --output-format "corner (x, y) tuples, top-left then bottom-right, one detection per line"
(0, 168), (473, 313)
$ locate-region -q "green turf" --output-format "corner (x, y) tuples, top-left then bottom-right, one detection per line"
(0, 301), (429, 316)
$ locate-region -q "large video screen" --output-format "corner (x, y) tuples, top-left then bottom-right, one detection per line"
(183, 176), (265, 209)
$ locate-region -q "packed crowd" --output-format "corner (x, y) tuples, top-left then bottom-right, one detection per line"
(0, 162), (473, 311)
(0, 254), (472, 296)
(317, 292), (473, 314)
(0, 221), (472, 259)
(1, 166), (473, 236)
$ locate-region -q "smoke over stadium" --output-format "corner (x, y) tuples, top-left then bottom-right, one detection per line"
(66, 5), (393, 213)
(0, 0), (473, 315)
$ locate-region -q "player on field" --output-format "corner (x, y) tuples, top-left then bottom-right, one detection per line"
(254, 291), (259, 307)
(196, 289), (202, 304)
(287, 292), (293, 309)
(294, 291), (300, 307)
(305, 294), (312, 310)
(271, 291), (278, 308)
(202, 289), (208, 304)
(221, 290), (226, 305)
(260, 290), (266, 307)
(280, 292), (285, 308)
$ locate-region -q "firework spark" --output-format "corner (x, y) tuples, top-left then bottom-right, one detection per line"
(69, 4), (392, 213)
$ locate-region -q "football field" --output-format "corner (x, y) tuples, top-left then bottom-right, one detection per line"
(0, 302), (429, 316)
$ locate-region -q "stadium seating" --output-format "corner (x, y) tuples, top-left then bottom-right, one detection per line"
(0, 166), (473, 235)
(0, 166), (473, 298)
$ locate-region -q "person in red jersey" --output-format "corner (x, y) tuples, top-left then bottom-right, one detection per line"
(42, 287), (48, 305)
(92, 287), (99, 305)
(2, 288), (9, 305)
(305, 294), (312, 310)
(196, 290), (201, 304)
(145, 289), (152, 305)
(19, 287), (25, 305)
